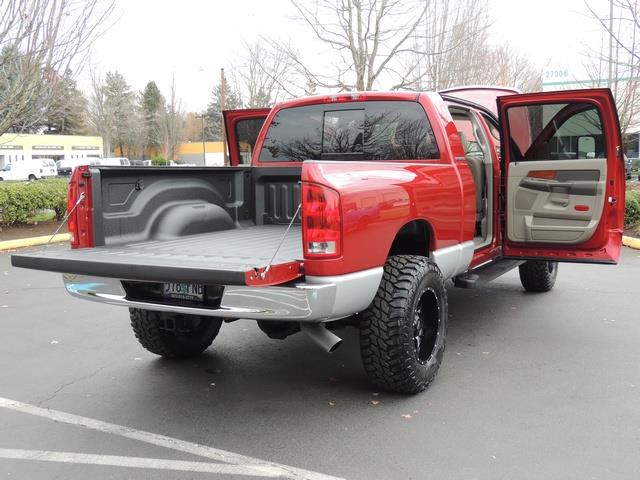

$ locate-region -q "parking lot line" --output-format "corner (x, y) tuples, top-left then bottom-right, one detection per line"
(0, 448), (281, 476)
(0, 396), (344, 480)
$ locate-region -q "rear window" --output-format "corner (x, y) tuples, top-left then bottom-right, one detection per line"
(259, 101), (439, 162)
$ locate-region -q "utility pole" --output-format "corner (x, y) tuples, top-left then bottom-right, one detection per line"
(196, 113), (206, 165)
(220, 68), (228, 166)
(202, 115), (206, 165)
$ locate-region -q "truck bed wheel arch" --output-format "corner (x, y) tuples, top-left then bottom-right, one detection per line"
(388, 219), (433, 258)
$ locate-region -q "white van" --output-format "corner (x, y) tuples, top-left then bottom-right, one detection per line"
(56, 157), (130, 175)
(39, 158), (58, 177)
(94, 157), (130, 167)
(0, 163), (41, 181)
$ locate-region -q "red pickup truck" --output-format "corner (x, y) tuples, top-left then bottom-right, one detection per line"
(12, 87), (625, 394)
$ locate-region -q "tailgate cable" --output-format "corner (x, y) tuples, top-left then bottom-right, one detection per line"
(42, 192), (85, 251)
(260, 203), (301, 280)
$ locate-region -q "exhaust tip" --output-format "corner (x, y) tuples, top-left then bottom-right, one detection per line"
(328, 339), (343, 353)
(300, 323), (343, 353)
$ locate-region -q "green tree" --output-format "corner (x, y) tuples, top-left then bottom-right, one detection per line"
(0, 45), (41, 133)
(0, 0), (115, 136)
(140, 81), (164, 157)
(204, 73), (242, 141)
(44, 69), (88, 135)
(104, 71), (135, 155)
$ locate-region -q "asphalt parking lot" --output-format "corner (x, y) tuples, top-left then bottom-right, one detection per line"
(0, 245), (639, 480)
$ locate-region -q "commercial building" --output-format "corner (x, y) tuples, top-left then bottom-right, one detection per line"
(177, 141), (226, 166)
(0, 133), (103, 169)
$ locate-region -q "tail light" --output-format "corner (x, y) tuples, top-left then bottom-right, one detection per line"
(302, 182), (342, 258)
(68, 166), (94, 249)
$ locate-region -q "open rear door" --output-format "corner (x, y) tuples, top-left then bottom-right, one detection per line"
(223, 108), (270, 166)
(499, 88), (625, 264)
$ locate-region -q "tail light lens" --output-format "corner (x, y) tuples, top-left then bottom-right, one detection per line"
(68, 166), (94, 249)
(302, 182), (342, 258)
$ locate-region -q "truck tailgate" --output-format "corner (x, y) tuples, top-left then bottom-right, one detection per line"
(11, 225), (303, 286)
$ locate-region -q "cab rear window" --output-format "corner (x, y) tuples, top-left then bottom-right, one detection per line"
(259, 100), (439, 162)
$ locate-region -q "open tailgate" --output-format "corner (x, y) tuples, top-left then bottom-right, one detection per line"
(11, 226), (303, 287)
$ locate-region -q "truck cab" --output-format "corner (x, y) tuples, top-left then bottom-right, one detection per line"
(226, 88), (624, 271)
(12, 87), (625, 394)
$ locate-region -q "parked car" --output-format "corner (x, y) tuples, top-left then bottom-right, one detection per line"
(12, 87), (626, 394)
(0, 162), (41, 181)
(129, 159), (151, 166)
(96, 157), (130, 166)
(57, 157), (131, 175)
(56, 158), (89, 176)
(39, 158), (58, 178)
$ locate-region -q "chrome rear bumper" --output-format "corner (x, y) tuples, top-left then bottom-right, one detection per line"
(62, 268), (383, 322)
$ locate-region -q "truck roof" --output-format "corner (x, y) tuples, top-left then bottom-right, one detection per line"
(271, 86), (519, 117)
(273, 91), (421, 110)
(439, 86), (520, 116)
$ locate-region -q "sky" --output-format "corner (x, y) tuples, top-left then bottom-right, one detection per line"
(80, 0), (608, 112)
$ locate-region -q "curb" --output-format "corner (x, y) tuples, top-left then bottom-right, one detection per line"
(0, 233), (71, 251)
(623, 235), (640, 250)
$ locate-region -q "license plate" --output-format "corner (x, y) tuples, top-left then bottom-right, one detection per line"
(162, 283), (204, 301)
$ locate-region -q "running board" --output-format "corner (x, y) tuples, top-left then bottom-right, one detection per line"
(453, 259), (525, 289)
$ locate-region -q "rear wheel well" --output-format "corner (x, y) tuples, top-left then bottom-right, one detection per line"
(388, 220), (431, 257)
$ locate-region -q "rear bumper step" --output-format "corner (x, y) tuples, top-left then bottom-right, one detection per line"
(61, 268), (383, 322)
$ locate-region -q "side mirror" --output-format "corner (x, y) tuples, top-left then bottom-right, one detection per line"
(578, 136), (596, 159)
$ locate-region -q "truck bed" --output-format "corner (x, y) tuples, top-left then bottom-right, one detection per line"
(12, 225), (302, 285)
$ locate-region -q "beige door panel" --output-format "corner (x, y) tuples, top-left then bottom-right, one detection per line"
(507, 158), (606, 244)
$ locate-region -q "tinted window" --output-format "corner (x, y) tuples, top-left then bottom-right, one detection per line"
(235, 117), (266, 165)
(323, 109), (364, 157)
(506, 102), (605, 161)
(260, 105), (323, 162)
(259, 101), (438, 162)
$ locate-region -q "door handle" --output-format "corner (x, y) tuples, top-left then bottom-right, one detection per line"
(550, 197), (569, 207)
(521, 178), (574, 192)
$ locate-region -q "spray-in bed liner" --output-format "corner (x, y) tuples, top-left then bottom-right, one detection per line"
(11, 225), (302, 285)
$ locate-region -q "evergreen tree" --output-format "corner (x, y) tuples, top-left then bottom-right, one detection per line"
(0, 45), (45, 133)
(140, 81), (164, 157)
(204, 73), (242, 141)
(44, 69), (88, 135)
(104, 71), (135, 155)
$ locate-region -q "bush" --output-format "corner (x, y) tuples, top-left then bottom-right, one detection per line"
(151, 155), (168, 166)
(625, 190), (640, 229)
(0, 178), (68, 226)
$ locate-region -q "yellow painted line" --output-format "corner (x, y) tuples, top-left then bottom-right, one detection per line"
(623, 235), (640, 250)
(0, 233), (71, 251)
